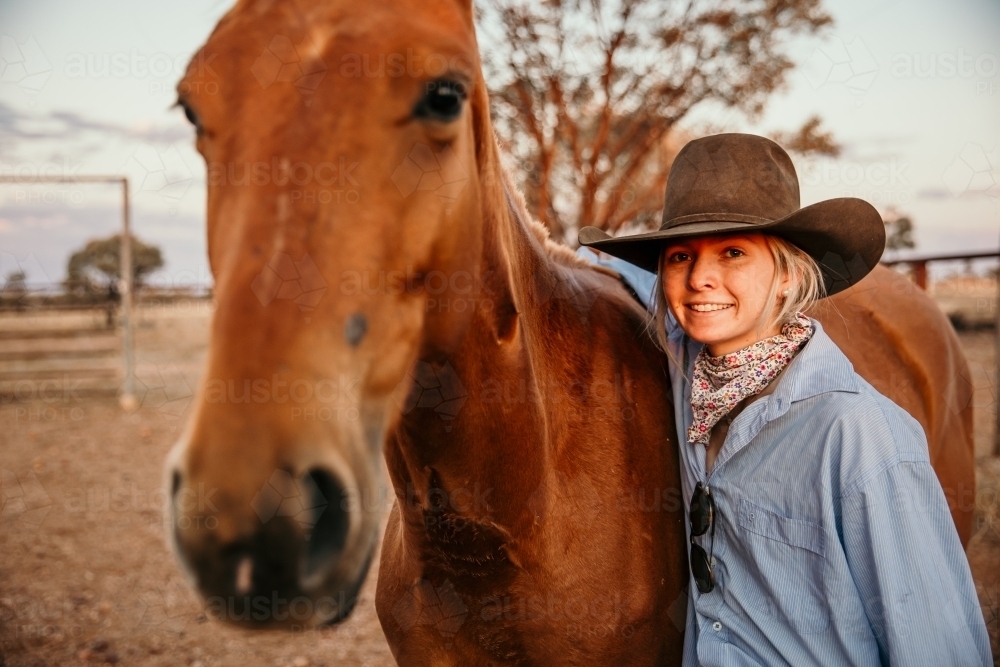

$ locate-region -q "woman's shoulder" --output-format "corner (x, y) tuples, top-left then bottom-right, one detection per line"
(803, 377), (930, 497)
(795, 322), (926, 449)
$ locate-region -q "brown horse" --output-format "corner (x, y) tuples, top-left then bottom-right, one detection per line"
(169, 0), (687, 662)
(167, 0), (974, 664)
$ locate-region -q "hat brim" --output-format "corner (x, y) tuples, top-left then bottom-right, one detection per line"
(578, 197), (885, 297)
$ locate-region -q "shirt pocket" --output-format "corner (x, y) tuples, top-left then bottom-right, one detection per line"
(735, 499), (830, 634)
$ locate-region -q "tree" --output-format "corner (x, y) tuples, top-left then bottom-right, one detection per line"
(881, 208), (915, 251)
(3, 271), (27, 296)
(770, 115), (840, 158)
(478, 0), (834, 244)
(65, 234), (164, 293)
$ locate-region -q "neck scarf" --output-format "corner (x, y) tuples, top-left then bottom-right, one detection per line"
(687, 313), (814, 445)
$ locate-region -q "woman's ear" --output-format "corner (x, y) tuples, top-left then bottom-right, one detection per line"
(778, 268), (797, 297)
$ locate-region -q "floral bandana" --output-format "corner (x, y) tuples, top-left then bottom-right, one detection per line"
(687, 313), (814, 445)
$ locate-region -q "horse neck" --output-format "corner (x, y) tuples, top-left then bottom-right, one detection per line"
(385, 80), (607, 526)
(473, 130), (572, 347)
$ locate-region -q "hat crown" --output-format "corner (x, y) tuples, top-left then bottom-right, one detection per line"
(662, 133), (800, 228)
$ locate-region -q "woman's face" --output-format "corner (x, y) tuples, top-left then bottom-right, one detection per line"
(661, 233), (790, 356)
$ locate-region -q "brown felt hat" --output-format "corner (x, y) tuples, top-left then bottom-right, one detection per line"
(578, 133), (885, 296)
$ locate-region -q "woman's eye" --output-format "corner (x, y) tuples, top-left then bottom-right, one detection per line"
(725, 248), (745, 258)
(668, 252), (691, 263)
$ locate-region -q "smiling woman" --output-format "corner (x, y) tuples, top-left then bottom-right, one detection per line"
(654, 233), (823, 356)
(580, 133), (991, 666)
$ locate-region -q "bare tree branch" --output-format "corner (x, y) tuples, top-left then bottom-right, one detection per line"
(482, 0), (834, 244)
(771, 115), (841, 157)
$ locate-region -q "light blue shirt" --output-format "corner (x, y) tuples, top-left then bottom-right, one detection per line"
(577, 248), (991, 667)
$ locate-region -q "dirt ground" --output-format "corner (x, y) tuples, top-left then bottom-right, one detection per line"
(1, 302), (396, 667)
(1, 299), (998, 666)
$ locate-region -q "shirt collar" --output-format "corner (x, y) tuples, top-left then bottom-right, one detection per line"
(768, 317), (862, 409)
(674, 317), (861, 409)
(671, 315), (861, 403)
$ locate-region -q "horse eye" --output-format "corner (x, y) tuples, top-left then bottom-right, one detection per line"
(414, 79), (467, 122)
(177, 99), (201, 131)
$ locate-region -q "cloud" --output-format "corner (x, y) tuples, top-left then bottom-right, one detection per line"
(0, 101), (191, 147)
(835, 134), (916, 163)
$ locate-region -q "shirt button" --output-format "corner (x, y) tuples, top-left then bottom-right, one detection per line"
(749, 512), (755, 520)
(711, 557), (717, 566)
(712, 621), (722, 632)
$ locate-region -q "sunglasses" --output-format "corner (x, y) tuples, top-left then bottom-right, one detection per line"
(689, 481), (716, 594)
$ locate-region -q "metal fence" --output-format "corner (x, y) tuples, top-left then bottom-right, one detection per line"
(0, 175), (137, 404)
(0, 285), (211, 402)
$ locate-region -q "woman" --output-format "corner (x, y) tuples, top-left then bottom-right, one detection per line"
(577, 134), (990, 666)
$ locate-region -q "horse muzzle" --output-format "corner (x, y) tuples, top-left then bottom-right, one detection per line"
(167, 455), (379, 628)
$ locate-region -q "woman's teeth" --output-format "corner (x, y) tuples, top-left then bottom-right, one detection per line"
(689, 303), (733, 312)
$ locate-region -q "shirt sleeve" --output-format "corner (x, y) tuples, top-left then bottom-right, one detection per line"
(573, 246), (684, 328)
(840, 455), (991, 666)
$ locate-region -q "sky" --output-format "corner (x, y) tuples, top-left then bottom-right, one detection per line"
(0, 0), (998, 287)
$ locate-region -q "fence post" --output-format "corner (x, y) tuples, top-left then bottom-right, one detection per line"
(912, 261), (928, 290)
(119, 178), (136, 410)
(995, 258), (1000, 457)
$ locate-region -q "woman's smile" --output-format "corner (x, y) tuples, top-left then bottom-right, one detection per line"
(687, 303), (734, 313)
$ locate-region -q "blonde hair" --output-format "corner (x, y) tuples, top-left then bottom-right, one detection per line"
(648, 234), (825, 356)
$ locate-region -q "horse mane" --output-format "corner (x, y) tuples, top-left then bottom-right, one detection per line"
(496, 156), (618, 278)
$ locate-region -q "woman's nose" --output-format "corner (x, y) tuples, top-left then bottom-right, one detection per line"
(687, 255), (719, 290)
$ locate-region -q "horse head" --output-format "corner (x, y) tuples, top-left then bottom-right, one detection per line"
(168, 0), (490, 627)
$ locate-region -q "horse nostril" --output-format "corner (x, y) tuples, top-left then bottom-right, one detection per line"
(303, 468), (350, 581)
(171, 470), (182, 500)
